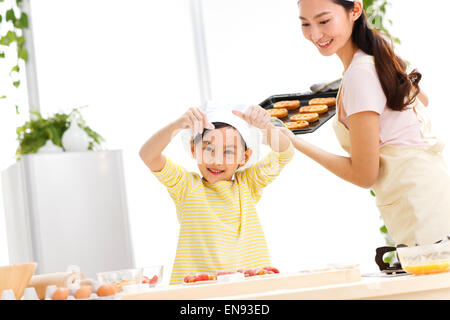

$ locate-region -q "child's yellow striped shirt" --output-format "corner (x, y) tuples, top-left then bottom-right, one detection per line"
(152, 144), (294, 285)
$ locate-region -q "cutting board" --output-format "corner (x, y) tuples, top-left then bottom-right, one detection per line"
(122, 266), (361, 300)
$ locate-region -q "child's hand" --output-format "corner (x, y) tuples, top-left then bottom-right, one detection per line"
(232, 105), (272, 129)
(177, 107), (215, 135)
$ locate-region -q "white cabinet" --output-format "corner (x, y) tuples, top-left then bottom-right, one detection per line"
(1, 150), (135, 278)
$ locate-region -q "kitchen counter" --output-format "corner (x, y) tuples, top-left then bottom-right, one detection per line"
(121, 268), (450, 300)
(211, 272), (450, 300)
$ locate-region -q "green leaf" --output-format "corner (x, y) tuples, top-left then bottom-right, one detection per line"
(6, 31), (17, 45)
(6, 9), (16, 22)
(15, 12), (28, 29)
(0, 95), (6, 99)
(0, 14), (3, 23)
(18, 47), (28, 62)
(16, 105), (20, 114)
(17, 35), (25, 46)
(0, 31), (17, 46)
(379, 225), (388, 234)
(13, 80), (20, 88)
(370, 189), (376, 197)
(11, 65), (20, 73)
(0, 52), (4, 58)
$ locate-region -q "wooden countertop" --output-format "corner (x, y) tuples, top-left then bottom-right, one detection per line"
(121, 268), (450, 300)
(210, 272), (450, 300)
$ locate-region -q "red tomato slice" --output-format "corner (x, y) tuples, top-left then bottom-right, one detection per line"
(196, 273), (210, 281)
(149, 275), (158, 284)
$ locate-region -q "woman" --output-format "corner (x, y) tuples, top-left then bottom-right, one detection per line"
(282, 0), (450, 246)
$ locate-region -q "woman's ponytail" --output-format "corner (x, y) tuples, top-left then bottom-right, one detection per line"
(336, 0), (421, 111)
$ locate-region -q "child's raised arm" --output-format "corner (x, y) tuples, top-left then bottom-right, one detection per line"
(139, 107), (214, 172)
(232, 105), (291, 152)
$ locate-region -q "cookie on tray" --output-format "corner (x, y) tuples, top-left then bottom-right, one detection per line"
(267, 108), (288, 119)
(299, 104), (328, 114)
(284, 121), (309, 130)
(308, 97), (336, 107)
(273, 100), (300, 110)
(290, 112), (319, 123)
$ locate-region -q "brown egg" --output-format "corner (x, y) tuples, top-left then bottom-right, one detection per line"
(96, 284), (118, 297)
(52, 287), (70, 300)
(74, 285), (92, 299)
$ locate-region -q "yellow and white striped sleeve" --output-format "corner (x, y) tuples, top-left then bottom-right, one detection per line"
(240, 143), (294, 201)
(151, 157), (193, 207)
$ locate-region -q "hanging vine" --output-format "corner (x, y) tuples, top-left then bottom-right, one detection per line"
(364, 0), (399, 261)
(0, 0), (29, 113)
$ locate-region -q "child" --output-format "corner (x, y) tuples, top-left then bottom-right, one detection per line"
(139, 104), (294, 285)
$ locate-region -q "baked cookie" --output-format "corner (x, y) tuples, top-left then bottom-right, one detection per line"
(267, 108), (288, 119)
(290, 112), (319, 123)
(273, 100), (300, 110)
(308, 97), (336, 107)
(300, 104), (328, 114)
(284, 121), (309, 130)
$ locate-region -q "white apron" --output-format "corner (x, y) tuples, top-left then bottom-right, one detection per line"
(333, 55), (450, 246)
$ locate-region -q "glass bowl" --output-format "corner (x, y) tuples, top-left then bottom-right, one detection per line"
(96, 265), (163, 292)
(397, 241), (450, 275)
(96, 268), (143, 291)
(141, 265), (163, 287)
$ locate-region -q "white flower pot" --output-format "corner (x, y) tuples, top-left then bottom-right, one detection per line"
(37, 139), (64, 154)
(62, 118), (90, 152)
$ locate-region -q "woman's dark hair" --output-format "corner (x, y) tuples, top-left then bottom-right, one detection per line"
(193, 122), (248, 150)
(334, 0), (421, 111)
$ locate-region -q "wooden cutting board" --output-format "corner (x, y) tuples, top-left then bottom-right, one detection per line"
(122, 266), (361, 300)
(0, 263), (37, 300)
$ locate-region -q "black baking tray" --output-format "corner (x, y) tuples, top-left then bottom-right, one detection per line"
(259, 89), (339, 134)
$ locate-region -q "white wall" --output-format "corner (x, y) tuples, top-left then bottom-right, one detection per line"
(1, 0), (449, 284)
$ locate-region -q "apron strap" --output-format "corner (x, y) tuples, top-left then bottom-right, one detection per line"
(412, 97), (445, 153)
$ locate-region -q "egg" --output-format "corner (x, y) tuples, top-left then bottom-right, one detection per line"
(96, 284), (119, 297)
(74, 285), (92, 299)
(52, 287), (70, 300)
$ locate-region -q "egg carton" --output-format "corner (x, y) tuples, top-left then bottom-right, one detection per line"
(44, 280), (135, 300)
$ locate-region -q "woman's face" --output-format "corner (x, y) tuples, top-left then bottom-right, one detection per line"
(298, 0), (355, 56)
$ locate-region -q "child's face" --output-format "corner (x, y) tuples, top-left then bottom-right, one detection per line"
(191, 127), (252, 183)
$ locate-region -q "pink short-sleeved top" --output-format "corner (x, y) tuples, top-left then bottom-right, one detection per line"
(339, 50), (429, 148)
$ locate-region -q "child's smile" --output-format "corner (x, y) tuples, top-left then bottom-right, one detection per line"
(206, 167), (225, 175)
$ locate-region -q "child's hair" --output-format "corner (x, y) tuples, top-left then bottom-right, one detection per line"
(193, 122), (248, 151)
(333, 0), (422, 111)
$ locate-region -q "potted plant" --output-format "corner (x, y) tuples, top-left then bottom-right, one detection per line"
(15, 107), (105, 160)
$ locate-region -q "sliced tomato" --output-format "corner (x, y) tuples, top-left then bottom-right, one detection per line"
(142, 276), (150, 284)
(245, 269), (258, 277)
(217, 271), (235, 276)
(196, 273), (210, 281)
(263, 266), (280, 273)
(256, 268), (267, 275)
(149, 275), (158, 284)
